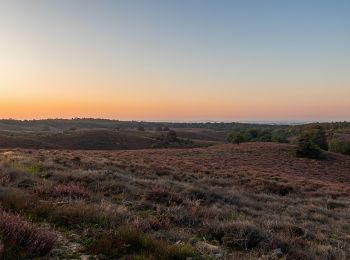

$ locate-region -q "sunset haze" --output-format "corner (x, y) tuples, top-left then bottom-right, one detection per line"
(1, 0), (349, 121)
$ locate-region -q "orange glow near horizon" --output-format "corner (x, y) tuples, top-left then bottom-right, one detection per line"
(1, 88), (349, 121)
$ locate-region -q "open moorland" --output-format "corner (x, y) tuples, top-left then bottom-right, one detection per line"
(0, 140), (349, 259)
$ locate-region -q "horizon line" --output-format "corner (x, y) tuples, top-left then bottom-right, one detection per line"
(1, 117), (349, 125)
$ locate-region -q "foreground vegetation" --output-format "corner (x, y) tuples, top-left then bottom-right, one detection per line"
(0, 142), (349, 259)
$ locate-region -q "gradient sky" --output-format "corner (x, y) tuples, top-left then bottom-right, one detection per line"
(1, 0), (349, 121)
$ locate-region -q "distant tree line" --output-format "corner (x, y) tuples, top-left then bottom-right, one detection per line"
(0, 119), (290, 132)
(226, 128), (289, 144)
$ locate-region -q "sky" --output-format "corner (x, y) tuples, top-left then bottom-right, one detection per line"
(0, 0), (349, 122)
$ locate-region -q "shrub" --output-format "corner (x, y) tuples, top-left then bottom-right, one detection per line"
(0, 210), (57, 257)
(258, 131), (272, 142)
(303, 125), (328, 150)
(48, 202), (123, 229)
(295, 134), (324, 159)
(227, 132), (245, 144)
(272, 130), (289, 143)
(24, 164), (44, 175)
(202, 221), (264, 250)
(35, 183), (90, 200)
(0, 187), (34, 213)
(86, 226), (196, 259)
(329, 139), (350, 155)
(246, 129), (259, 140)
(166, 130), (178, 142)
(144, 186), (183, 205)
(222, 222), (264, 250)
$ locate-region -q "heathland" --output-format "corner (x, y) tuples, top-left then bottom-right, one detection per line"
(0, 119), (349, 259)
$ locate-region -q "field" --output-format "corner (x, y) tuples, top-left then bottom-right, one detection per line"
(0, 142), (349, 259)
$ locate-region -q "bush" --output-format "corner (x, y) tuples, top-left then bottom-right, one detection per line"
(166, 130), (178, 142)
(35, 184), (90, 200)
(272, 129), (289, 143)
(303, 125), (328, 150)
(227, 132), (245, 144)
(329, 139), (350, 155)
(86, 226), (196, 259)
(202, 221), (264, 250)
(0, 210), (57, 257)
(144, 186), (183, 205)
(246, 129), (259, 140)
(295, 134), (324, 159)
(48, 202), (122, 228)
(259, 131), (272, 142)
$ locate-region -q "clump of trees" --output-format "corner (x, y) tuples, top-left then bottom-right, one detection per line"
(154, 130), (180, 148)
(226, 128), (289, 144)
(295, 125), (328, 159)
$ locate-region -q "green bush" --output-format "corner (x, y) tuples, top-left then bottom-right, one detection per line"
(295, 134), (324, 159)
(259, 131), (272, 142)
(272, 129), (289, 143)
(303, 125), (328, 150)
(166, 130), (178, 142)
(227, 132), (245, 144)
(329, 139), (350, 155)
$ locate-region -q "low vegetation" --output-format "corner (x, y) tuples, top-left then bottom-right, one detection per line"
(329, 139), (350, 156)
(0, 142), (349, 259)
(295, 133), (325, 159)
(0, 210), (57, 258)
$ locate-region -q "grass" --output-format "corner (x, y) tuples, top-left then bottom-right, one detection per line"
(85, 225), (197, 259)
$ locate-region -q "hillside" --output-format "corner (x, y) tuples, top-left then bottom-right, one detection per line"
(0, 128), (221, 150)
(0, 143), (349, 259)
